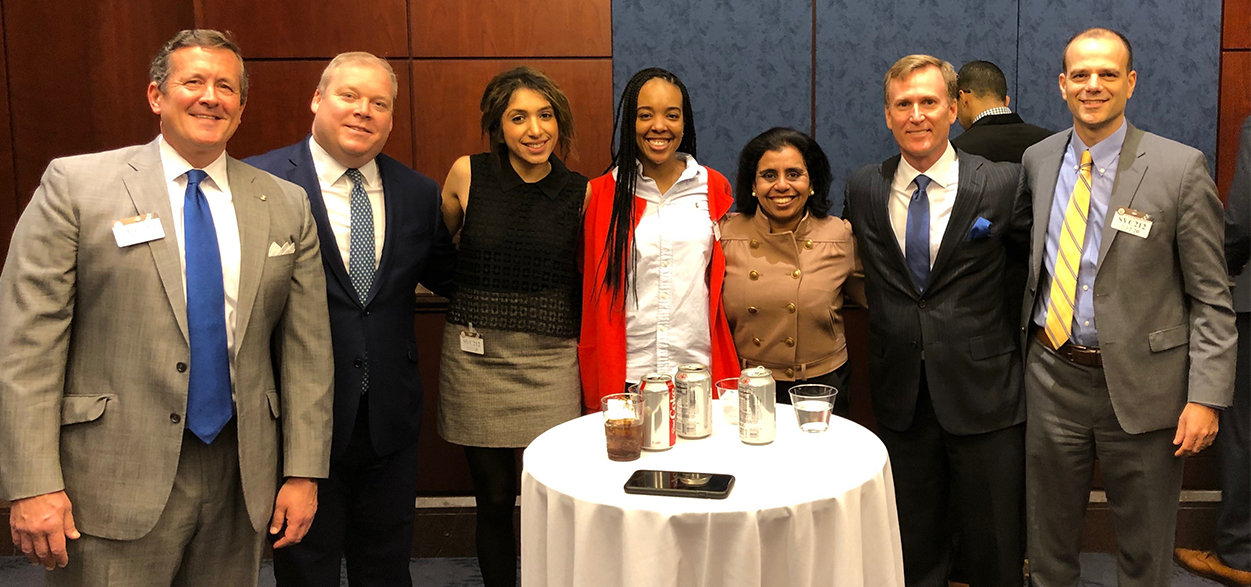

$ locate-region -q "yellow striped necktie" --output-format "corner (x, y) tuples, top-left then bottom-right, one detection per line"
(1044, 149), (1093, 348)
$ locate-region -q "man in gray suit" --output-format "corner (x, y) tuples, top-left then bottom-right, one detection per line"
(1019, 28), (1236, 586)
(0, 30), (333, 585)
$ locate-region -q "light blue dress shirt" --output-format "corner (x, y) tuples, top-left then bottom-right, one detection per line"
(1032, 120), (1128, 347)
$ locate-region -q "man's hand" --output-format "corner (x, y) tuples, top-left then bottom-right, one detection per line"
(270, 477), (318, 548)
(9, 490), (79, 570)
(1173, 403), (1220, 457)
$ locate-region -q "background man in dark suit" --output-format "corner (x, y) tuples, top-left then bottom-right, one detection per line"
(1173, 116), (1250, 585)
(953, 60), (1052, 164)
(1, 30), (332, 585)
(1019, 29), (1235, 587)
(843, 54), (1027, 587)
(247, 52), (456, 587)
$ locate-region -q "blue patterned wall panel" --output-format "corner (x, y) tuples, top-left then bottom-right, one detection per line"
(611, 0), (813, 187)
(1016, 0), (1220, 169)
(813, 0), (1019, 214)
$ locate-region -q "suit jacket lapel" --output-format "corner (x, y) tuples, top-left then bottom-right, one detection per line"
(873, 156), (918, 295)
(367, 157), (402, 307)
(928, 154), (985, 289)
(1096, 123), (1147, 274)
(123, 140), (188, 342)
(229, 158), (269, 348)
(1031, 131), (1068, 280)
(292, 140), (354, 299)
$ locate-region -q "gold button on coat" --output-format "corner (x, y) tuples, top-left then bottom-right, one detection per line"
(787, 303), (796, 313)
(785, 368), (795, 378)
(792, 269), (801, 279)
(753, 337), (762, 346)
(748, 306), (758, 314)
(749, 270), (759, 280)
(785, 337), (795, 347)
(750, 240), (760, 249)
(804, 239), (813, 249)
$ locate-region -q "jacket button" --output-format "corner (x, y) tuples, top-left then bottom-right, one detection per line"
(804, 240), (813, 249)
(753, 337), (762, 346)
(170, 413), (181, 424)
(749, 271), (759, 281)
(364, 310), (371, 316)
(354, 359), (364, 368)
(785, 337), (795, 347)
(750, 240), (760, 249)
(792, 269), (801, 279)
(918, 300), (927, 309)
(786, 303), (796, 313)
(785, 368), (795, 378)
(748, 306), (758, 314)
(176, 362), (187, 373)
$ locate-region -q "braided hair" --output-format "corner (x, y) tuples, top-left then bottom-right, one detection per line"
(600, 67), (697, 302)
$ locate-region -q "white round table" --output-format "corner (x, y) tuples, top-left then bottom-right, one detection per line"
(520, 401), (904, 587)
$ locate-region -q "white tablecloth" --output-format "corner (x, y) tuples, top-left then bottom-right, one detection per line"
(521, 402), (904, 587)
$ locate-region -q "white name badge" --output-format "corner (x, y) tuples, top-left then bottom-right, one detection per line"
(112, 213), (165, 247)
(460, 322), (484, 355)
(1111, 207), (1152, 239)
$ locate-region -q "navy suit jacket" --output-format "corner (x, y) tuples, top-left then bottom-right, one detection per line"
(247, 138), (456, 457)
(843, 148), (1028, 435)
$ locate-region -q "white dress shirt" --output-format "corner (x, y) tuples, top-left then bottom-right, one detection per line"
(308, 136), (386, 269)
(888, 142), (960, 267)
(158, 135), (241, 367)
(623, 153), (714, 383)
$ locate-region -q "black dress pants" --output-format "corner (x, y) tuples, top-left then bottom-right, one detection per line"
(875, 374), (1025, 587)
(274, 394), (421, 587)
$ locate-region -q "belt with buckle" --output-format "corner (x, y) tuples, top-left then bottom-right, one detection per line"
(1034, 328), (1102, 368)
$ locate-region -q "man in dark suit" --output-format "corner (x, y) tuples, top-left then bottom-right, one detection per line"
(247, 52), (456, 586)
(1019, 29), (1236, 586)
(843, 54), (1026, 587)
(952, 60), (1052, 164)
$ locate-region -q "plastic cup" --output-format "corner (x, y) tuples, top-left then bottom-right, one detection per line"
(714, 378), (739, 425)
(601, 393), (643, 461)
(789, 384), (837, 433)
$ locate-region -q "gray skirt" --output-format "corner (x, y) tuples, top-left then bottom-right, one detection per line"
(437, 323), (582, 448)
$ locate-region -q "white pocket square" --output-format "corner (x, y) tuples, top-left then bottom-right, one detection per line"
(268, 241), (295, 257)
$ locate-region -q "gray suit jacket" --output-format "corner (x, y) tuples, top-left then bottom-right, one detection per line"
(0, 139), (334, 540)
(1019, 123), (1237, 433)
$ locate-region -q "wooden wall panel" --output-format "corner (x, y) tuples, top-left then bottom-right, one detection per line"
(411, 59), (614, 185)
(5, 0), (193, 207)
(412, 0), (611, 58)
(228, 59), (415, 166)
(1218, 51), (1250, 198)
(1225, 0), (1250, 49)
(0, 5), (16, 262)
(199, 0), (408, 58)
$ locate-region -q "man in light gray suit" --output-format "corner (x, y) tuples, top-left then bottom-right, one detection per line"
(1019, 28), (1236, 587)
(0, 30), (333, 586)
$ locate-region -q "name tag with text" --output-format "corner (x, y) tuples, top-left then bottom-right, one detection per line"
(1111, 207), (1152, 239)
(112, 213), (165, 247)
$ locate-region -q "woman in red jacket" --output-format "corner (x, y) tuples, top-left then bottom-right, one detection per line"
(579, 67), (739, 408)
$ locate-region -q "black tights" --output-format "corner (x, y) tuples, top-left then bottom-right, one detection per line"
(464, 446), (519, 587)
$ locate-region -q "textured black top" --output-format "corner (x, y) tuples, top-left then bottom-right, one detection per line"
(446, 149), (587, 338)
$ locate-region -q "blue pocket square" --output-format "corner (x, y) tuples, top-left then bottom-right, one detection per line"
(967, 217), (993, 241)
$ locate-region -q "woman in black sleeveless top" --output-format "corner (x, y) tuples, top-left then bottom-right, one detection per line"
(438, 67), (589, 587)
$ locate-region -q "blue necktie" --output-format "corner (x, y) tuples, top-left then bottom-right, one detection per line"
(346, 168), (374, 392)
(905, 174), (932, 292)
(183, 169), (232, 444)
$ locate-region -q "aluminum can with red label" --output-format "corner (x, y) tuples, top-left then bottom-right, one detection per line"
(674, 364), (712, 439)
(640, 373), (676, 450)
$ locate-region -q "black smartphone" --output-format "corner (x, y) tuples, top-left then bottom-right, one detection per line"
(623, 470), (735, 499)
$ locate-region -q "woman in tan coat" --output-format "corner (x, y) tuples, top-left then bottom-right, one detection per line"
(720, 127), (865, 414)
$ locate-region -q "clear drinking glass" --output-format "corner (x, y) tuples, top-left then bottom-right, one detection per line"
(601, 393), (643, 461)
(714, 378), (739, 425)
(789, 384), (837, 433)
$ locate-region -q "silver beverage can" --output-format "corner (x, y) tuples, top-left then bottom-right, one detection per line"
(738, 366), (776, 445)
(639, 373), (675, 451)
(674, 363), (712, 439)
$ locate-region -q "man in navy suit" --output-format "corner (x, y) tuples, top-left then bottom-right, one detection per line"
(247, 52), (456, 586)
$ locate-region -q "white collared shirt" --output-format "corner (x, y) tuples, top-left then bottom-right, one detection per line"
(623, 153), (714, 383)
(158, 135), (241, 366)
(308, 136), (386, 269)
(888, 142), (960, 267)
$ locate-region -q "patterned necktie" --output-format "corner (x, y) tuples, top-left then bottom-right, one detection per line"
(1044, 150), (1094, 348)
(346, 168), (373, 392)
(346, 168), (375, 301)
(183, 169), (232, 443)
(905, 174), (932, 291)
